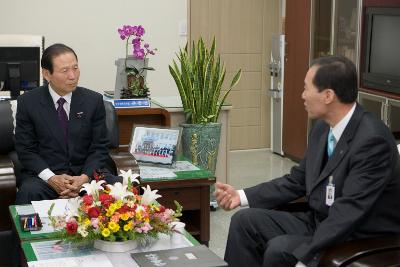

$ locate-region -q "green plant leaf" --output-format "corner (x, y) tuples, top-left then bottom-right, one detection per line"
(169, 36), (241, 124)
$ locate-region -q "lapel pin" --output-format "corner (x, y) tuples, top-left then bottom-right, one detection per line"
(76, 112), (84, 118)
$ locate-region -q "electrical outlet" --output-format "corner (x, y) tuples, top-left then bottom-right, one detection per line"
(179, 20), (187, 36)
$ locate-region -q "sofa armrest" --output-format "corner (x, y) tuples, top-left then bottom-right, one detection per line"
(0, 155), (17, 231)
(109, 151), (140, 174)
(320, 235), (400, 267)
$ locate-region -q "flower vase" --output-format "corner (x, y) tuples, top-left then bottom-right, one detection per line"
(93, 239), (138, 253)
(114, 57), (149, 99)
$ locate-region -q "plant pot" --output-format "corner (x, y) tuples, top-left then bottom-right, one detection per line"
(180, 123), (222, 174)
(114, 57), (149, 99)
(93, 239), (138, 253)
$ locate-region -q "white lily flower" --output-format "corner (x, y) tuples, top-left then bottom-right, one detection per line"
(77, 225), (88, 237)
(141, 185), (161, 205)
(80, 180), (106, 196)
(120, 169), (140, 186)
(135, 205), (146, 213)
(66, 197), (81, 218)
(108, 182), (134, 200)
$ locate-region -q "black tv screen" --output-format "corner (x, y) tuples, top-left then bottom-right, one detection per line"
(362, 7), (400, 94)
(0, 46), (41, 99)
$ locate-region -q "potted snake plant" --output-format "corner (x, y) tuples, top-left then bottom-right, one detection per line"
(169, 37), (241, 174)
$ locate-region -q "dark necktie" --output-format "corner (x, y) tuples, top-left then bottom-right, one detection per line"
(57, 97), (68, 142)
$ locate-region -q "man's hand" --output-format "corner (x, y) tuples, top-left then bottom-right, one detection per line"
(48, 174), (73, 195)
(214, 182), (241, 210)
(62, 174), (90, 198)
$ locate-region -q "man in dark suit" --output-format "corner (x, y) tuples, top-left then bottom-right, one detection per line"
(15, 43), (120, 204)
(215, 56), (400, 266)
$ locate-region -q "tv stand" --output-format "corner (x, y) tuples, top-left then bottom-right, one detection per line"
(358, 90), (400, 143)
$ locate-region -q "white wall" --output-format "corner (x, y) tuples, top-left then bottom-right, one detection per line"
(0, 0), (187, 96)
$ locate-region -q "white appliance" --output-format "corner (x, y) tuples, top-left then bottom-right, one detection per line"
(269, 34), (285, 155)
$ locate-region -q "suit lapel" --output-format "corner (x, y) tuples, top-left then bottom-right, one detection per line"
(68, 88), (85, 156)
(310, 104), (364, 192)
(39, 86), (67, 153)
(309, 129), (329, 188)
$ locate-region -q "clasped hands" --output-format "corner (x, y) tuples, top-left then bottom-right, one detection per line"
(48, 174), (89, 198)
(214, 182), (241, 210)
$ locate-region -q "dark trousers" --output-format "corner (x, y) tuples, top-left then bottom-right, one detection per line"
(224, 208), (315, 267)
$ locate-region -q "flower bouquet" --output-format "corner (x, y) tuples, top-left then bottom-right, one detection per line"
(48, 170), (182, 251)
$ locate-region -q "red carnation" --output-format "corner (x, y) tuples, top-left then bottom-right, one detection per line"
(99, 193), (113, 207)
(66, 219), (78, 235)
(82, 194), (93, 206)
(131, 186), (139, 195)
(87, 207), (101, 218)
(158, 206), (166, 213)
(118, 204), (130, 213)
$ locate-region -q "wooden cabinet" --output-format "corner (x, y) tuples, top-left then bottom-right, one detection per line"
(359, 92), (400, 143)
(312, 0), (360, 63)
(141, 177), (215, 245)
(282, 0), (311, 161)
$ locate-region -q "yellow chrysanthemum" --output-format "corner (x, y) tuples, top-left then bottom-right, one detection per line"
(116, 200), (123, 209)
(121, 213), (130, 221)
(101, 228), (110, 237)
(106, 209), (114, 217)
(123, 223), (132, 232)
(84, 218), (91, 226)
(109, 205), (116, 213)
(108, 221), (120, 233)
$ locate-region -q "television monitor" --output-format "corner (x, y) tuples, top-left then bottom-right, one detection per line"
(0, 46), (41, 99)
(362, 7), (400, 95)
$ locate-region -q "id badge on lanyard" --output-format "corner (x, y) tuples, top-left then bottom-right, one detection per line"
(325, 175), (335, 206)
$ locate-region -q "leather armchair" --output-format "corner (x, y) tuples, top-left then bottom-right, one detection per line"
(103, 100), (140, 174)
(0, 100), (17, 231)
(277, 201), (400, 266)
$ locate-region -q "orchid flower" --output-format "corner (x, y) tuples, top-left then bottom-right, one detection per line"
(108, 182), (134, 200)
(80, 180), (106, 197)
(120, 169), (140, 186)
(141, 185), (161, 205)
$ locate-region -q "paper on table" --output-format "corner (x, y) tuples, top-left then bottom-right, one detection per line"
(30, 217), (55, 234)
(16, 205), (35, 215)
(139, 165), (177, 179)
(172, 161), (200, 171)
(31, 199), (69, 218)
(27, 254), (113, 267)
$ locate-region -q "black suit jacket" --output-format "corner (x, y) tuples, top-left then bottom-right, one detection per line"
(244, 104), (400, 264)
(15, 85), (110, 179)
